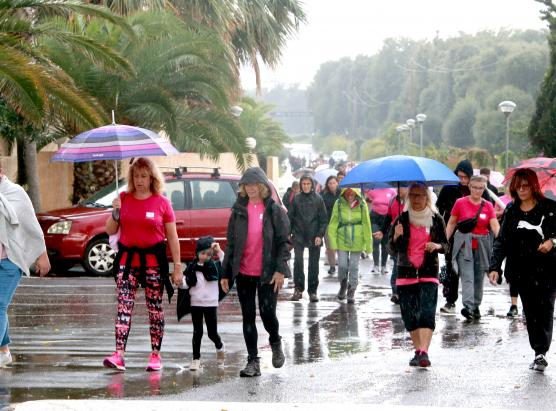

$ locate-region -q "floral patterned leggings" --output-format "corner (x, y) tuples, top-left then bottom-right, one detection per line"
(114, 267), (164, 352)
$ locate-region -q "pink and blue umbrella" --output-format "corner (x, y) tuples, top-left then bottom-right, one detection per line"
(51, 124), (178, 162)
(51, 122), (179, 191)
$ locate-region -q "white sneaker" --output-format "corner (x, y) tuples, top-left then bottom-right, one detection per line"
(0, 350), (12, 368)
(189, 359), (201, 371)
(216, 343), (225, 361)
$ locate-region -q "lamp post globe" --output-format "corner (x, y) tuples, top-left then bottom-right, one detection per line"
(416, 113), (427, 155)
(230, 105), (244, 118)
(498, 101), (516, 171)
(245, 137), (257, 150)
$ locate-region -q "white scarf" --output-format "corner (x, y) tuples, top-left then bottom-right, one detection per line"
(408, 206), (434, 228)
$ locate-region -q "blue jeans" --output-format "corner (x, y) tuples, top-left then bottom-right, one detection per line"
(0, 259), (22, 347)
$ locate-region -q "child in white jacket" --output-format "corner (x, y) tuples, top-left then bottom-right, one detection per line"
(180, 236), (225, 371)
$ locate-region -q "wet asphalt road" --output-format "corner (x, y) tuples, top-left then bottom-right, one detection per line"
(2, 256), (556, 410)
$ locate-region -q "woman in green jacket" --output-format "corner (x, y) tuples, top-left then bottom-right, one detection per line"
(327, 188), (372, 303)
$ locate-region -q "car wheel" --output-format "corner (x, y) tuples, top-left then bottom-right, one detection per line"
(83, 238), (116, 276)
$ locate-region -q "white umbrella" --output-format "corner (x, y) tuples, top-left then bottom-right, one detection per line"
(314, 168), (338, 186)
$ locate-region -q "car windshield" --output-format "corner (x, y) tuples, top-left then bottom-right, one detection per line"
(81, 180), (127, 208)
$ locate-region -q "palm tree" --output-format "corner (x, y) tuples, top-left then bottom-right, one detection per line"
(0, 0), (133, 209)
(239, 96), (291, 171)
(86, 0), (306, 91)
(51, 10), (250, 201)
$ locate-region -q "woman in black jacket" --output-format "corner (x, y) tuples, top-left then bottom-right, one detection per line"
(221, 167), (291, 377)
(488, 168), (556, 372)
(388, 182), (449, 368)
(321, 176), (341, 274)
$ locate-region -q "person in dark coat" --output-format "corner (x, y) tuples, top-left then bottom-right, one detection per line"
(282, 181), (300, 213)
(436, 159), (478, 314)
(221, 167), (291, 377)
(289, 173), (328, 302)
(321, 176), (341, 274)
(388, 182), (449, 368)
(488, 168), (556, 372)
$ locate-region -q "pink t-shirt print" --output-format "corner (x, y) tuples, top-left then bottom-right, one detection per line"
(240, 201), (264, 276)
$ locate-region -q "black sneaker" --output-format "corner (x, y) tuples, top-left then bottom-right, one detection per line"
(530, 354), (548, 372)
(240, 357), (261, 377)
(472, 307), (481, 319)
(419, 352), (431, 368)
(271, 341), (285, 368)
(461, 307), (473, 321)
(328, 266), (336, 275)
(309, 293), (319, 303)
(390, 294), (400, 304)
(507, 305), (518, 318)
(409, 350), (421, 366)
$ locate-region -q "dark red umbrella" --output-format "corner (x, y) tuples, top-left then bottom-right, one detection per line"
(503, 157), (556, 200)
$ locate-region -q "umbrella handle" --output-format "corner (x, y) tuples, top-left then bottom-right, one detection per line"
(113, 160), (120, 221)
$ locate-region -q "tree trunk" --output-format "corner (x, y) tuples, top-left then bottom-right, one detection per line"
(72, 160), (118, 204)
(24, 138), (41, 211)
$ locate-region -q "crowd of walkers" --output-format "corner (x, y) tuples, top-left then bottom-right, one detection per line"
(283, 160), (556, 372)
(0, 157), (555, 379)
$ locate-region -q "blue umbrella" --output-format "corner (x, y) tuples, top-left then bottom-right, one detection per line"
(340, 155), (459, 189)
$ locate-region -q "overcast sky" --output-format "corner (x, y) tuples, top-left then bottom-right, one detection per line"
(240, 0), (547, 90)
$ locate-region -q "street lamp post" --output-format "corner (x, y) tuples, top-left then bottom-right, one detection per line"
(396, 124), (409, 151)
(406, 119), (416, 146)
(416, 113), (427, 156)
(498, 101), (517, 171)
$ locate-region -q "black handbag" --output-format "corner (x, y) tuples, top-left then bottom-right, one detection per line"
(455, 200), (485, 234)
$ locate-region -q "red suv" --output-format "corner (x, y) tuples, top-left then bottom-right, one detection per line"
(37, 168), (282, 276)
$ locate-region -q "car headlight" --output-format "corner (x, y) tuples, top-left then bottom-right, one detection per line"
(47, 221), (73, 235)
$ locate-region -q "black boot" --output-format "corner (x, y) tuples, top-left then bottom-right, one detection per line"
(240, 357), (261, 377)
(271, 340), (285, 368)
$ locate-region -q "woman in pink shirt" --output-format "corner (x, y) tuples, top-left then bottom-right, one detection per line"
(446, 175), (499, 321)
(104, 157), (182, 372)
(221, 167), (291, 377)
(388, 182), (448, 368)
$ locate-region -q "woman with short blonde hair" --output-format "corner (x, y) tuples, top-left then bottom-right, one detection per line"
(126, 157), (165, 195)
(446, 173), (499, 321)
(104, 157), (181, 372)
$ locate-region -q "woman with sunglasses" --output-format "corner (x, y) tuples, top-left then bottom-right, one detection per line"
(488, 168), (556, 372)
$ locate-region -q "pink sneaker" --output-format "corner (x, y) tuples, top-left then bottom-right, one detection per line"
(103, 352), (125, 371)
(146, 352), (162, 371)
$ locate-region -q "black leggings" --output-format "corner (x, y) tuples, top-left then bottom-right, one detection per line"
(236, 274), (281, 360)
(516, 279), (556, 356)
(371, 212), (388, 267)
(191, 306), (223, 360)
